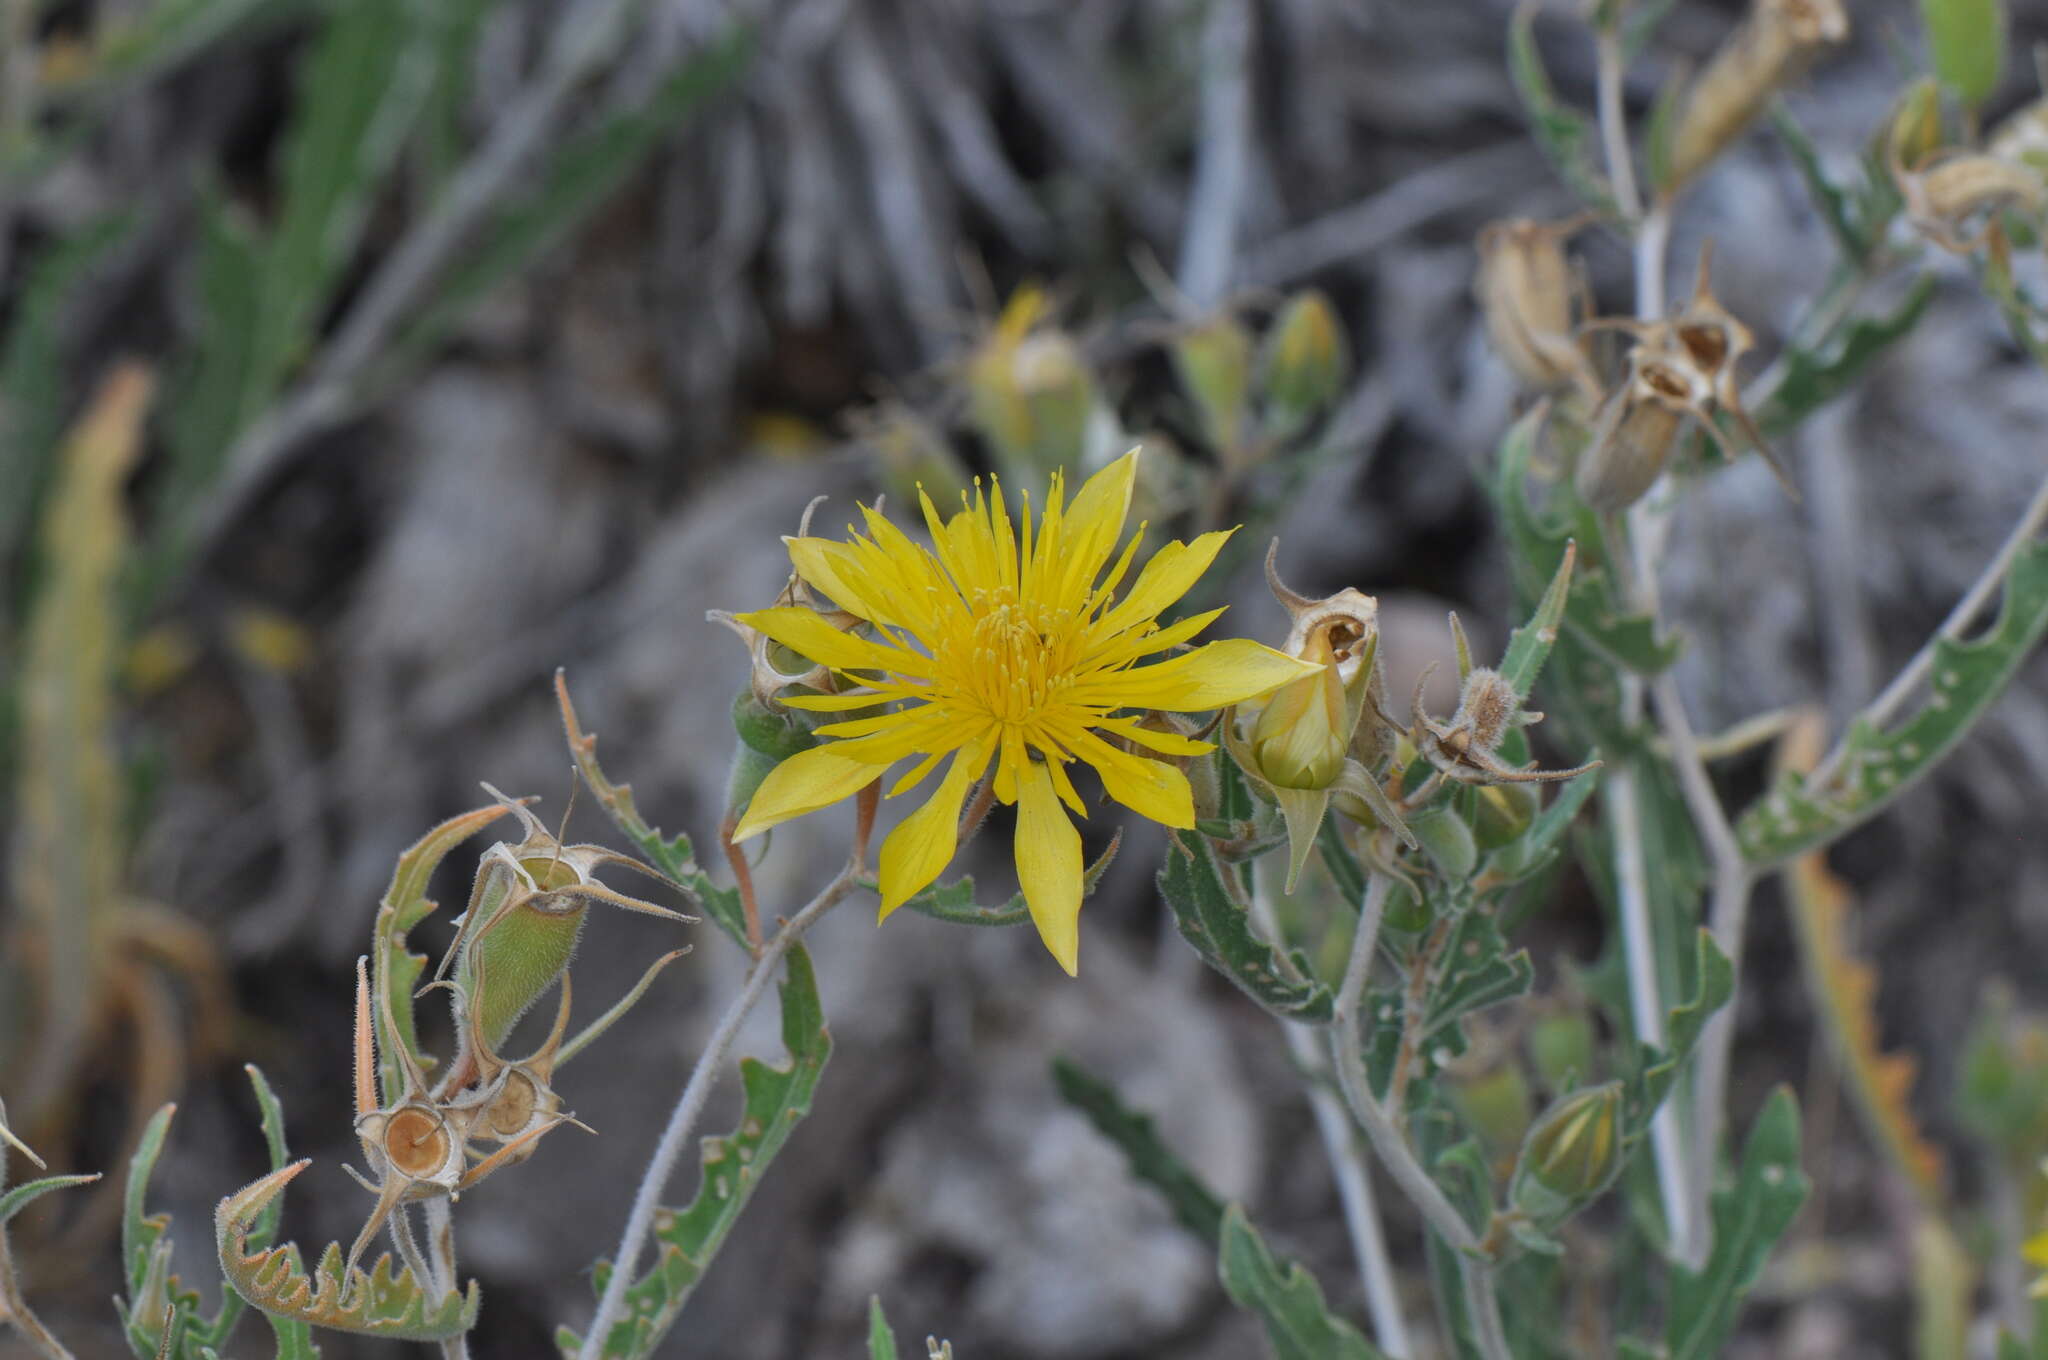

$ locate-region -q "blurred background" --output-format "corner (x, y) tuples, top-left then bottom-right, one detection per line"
(7, 0), (2048, 1355)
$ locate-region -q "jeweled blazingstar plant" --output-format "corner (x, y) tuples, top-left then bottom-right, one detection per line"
(728, 449), (1315, 973)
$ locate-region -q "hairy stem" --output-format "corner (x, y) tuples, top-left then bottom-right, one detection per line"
(577, 861), (857, 1360)
(1331, 875), (1507, 1360)
(1594, 25), (1642, 222)
(423, 1198), (468, 1360)
(1249, 866), (1411, 1357)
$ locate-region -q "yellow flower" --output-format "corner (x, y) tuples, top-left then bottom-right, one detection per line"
(731, 450), (1315, 974)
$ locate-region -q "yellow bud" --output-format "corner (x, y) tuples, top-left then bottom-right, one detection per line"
(1260, 291), (1348, 440)
(1249, 631), (1348, 790)
(1885, 78), (1945, 172)
(965, 287), (1102, 480)
(1514, 1082), (1624, 1216)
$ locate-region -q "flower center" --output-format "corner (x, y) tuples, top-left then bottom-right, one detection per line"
(955, 589), (1078, 726)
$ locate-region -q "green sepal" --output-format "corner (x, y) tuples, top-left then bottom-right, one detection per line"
(1735, 532), (2048, 867)
(1159, 829), (1335, 1022)
(562, 944), (832, 1359)
(1218, 1204), (1388, 1360)
(867, 1297), (901, 1360)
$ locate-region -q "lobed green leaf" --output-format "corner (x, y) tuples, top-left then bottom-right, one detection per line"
(1219, 1204), (1387, 1359)
(1735, 534), (2048, 867)
(1160, 828), (1335, 1021)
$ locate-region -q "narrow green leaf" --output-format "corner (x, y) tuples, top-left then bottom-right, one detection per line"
(1507, 4), (1616, 215)
(1218, 1204), (1387, 1360)
(1736, 534), (2048, 867)
(382, 28), (751, 386)
(0, 1171), (100, 1224)
(1662, 1088), (1809, 1359)
(1051, 1057), (1228, 1245)
(1621, 930), (1735, 1147)
(566, 944), (832, 1359)
(1159, 829), (1335, 1021)
(1769, 107), (1868, 261)
(1498, 541), (1576, 700)
(867, 1297), (901, 1360)
(1754, 276), (1936, 435)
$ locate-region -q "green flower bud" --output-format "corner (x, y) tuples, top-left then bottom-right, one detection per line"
(1884, 78), (1945, 172)
(1472, 783), (1541, 849)
(1513, 1082), (1624, 1220)
(1170, 314), (1253, 456)
(1260, 290), (1349, 441)
(733, 688), (821, 762)
(967, 291), (1103, 481)
(1527, 1008), (1596, 1093)
(1249, 631), (1348, 790)
(1450, 1062), (1534, 1161)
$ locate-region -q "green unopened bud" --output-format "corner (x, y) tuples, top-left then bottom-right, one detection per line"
(1472, 783), (1541, 849)
(1260, 291), (1348, 441)
(1527, 1008), (1596, 1092)
(733, 688), (820, 762)
(1921, 0), (2006, 110)
(1885, 78), (1945, 171)
(1450, 1061), (1534, 1161)
(1249, 632), (1348, 790)
(966, 286), (1104, 480)
(1171, 314), (1253, 457)
(1513, 1082), (1624, 1219)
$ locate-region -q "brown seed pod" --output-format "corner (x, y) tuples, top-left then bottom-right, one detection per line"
(1663, 0), (1849, 192)
(1475, 217), (1602, 403)
(1897, 151), (2047, 254)
(1575, 351), (1692, 513)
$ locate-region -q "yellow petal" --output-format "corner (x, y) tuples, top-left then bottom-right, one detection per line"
(786, 537), (901, 625)
(1072, 638), (1320, 711)
(732, 746), (882, 840)
(1015, 759), (1085, 975)
(1050, 449), (1139, 600)
(737, 607), (930, 678)
(779, 690), (896, 712)
(1095, 717), (1214, 757)
(1098, 530), (1233, 632)
(877, 738), (993, 920)
(1063, 725), (1195, 827)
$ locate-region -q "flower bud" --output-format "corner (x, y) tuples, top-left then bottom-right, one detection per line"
(1472, 782), (1540, 849)
(968, 293), (1104, 482)
(1527, 1008), (1596, 1091)
(1513, 1082), (1624, 1219)
(1921, 0), (2006, 110)
(1260, 291), (1349, 441)
(1249, 631), (1348, 790)
(1474, 218), (1600, 402)
(1170, 314), (1254, 456)
(1662, 0), (1849, 192)
(1450, 1060), (1535, 1161)
(1884, 78), (1945, 172)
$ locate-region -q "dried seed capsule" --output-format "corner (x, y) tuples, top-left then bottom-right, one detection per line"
(1575, 352), (1692, 512)
(1899, 152), (2047, 253)
(1662, 0), (1850, 192)
(1475, 218), (1601, 401)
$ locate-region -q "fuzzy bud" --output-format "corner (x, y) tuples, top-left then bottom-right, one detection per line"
(1662, 0), (1849, 192)
(1513, 1082), (1624, 1218)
